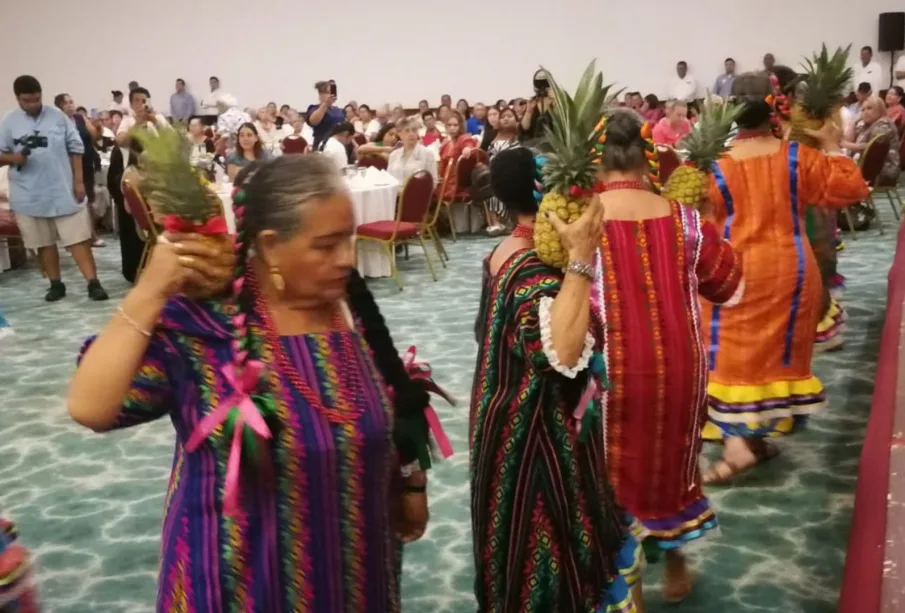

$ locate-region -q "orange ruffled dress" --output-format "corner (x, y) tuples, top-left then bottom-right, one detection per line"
(701, 141), (868, 440)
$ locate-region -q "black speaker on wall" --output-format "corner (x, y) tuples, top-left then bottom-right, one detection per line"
(879, 12), (905, 52)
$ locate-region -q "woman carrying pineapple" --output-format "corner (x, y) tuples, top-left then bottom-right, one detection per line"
(698, 71), (869, 481)
(769, 52), (851, 353)
(471, 66), (642, 613)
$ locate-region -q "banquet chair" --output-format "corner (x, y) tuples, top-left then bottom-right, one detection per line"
(858, 135), (895, 234)
(437, 154), (480, 242)
(353, 134), (368, 146)
(358, 156), (388, 171)
(281, 136), (308, 155)
(657, 146), (681, 185)
(355, 170), (438, 290)
(121, 175), (159, 278)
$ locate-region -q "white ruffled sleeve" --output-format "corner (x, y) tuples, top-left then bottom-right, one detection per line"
(537, 296), (595, 378)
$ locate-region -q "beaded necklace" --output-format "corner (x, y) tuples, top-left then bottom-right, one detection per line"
(600, 180), (648, 192)
(510, 223), (534, 239)
(250, 274), (367, 423)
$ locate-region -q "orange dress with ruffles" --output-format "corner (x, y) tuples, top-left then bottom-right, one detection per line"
(701, 141), (868, 440)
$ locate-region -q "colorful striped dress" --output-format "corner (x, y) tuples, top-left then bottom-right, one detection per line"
(78, 298), (401, 612)
(700, 141), (869, 440)
(596, 202), (741, 549)
(471, 250), (639, 613)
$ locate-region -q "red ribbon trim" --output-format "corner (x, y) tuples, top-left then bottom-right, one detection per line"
(162, 215), (229, 235)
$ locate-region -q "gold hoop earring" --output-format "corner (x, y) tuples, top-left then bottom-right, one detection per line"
(270, 266), (285, 293)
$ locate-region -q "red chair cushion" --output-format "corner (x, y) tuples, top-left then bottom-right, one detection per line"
(357, 220), (419, 240)
(0, 210), (20, 236)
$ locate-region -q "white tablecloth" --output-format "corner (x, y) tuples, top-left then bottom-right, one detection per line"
(216, 175), (400, 279)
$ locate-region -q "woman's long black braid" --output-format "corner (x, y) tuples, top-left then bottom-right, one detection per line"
(346, 268), (432, 469)
(228, 163), (431, 469)
(222, 166), (277, 455)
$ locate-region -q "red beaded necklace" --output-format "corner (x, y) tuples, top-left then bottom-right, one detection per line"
(511, 223), (534, 239)
(734, 129), (775, 142)
(249, 274), (366, 423)
(600, 180), (648, 192)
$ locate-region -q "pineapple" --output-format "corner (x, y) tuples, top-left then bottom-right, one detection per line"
(662, 98), (743, 209)
(533, 61), (614, 268)
(131, 125), (223, 228)
(788, 44), (853, 149)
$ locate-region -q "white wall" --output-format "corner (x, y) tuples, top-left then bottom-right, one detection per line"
(1, 0), (903, 115)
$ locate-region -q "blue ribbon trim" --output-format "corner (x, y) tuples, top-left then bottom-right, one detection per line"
(783, 141), (804, 366)
(708, 163), (734, 371)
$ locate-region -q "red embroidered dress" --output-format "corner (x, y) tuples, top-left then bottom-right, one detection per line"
(595, 202), (742, 547)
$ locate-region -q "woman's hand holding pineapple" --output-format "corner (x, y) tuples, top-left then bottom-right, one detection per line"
(803, 120), (843, 153)
(139, 232), (236, 301)
(544, 194), (605, 264)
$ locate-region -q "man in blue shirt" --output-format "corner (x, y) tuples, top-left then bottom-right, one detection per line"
(713, 58), (737, 100)
(170, 78), (196, 122)
(0, 75), (108, 302)
(307, 80), (345, 150)
(466, 102), (487, 135)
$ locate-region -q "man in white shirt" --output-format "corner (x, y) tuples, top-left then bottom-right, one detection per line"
(115, 87), (171, 147)
(107, 90), (131, 116)
(854, 46), (883, 95)
(198, 76), (224, 126)
(668, 61), (697, 103)
(896, 52), (905, 88)
(321, 122), (354, 170)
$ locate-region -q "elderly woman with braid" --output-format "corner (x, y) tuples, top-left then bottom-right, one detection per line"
(68, 154), (440, 612)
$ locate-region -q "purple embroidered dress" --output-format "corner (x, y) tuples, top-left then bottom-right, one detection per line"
(79, 298), (400, 612)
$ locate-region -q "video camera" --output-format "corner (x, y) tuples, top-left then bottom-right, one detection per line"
(11, 131), (48, 169)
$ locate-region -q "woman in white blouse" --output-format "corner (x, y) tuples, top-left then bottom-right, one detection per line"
(387, 118), (438, 186)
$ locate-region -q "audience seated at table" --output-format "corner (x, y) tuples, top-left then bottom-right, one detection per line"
(652, 99), (692, 147)
(437, 111), (477, 199)
(388, 118), (437, 185)
(322, 122), (356, 169)
(843, 95), (902, 185)
(887, 86), (905, 130)
(187, 118), (215, 164)
(225, 122), (269, 180)
(281, 112), (309, 154)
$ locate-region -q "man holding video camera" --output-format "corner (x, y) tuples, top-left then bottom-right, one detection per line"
(0, 75), (108, 302)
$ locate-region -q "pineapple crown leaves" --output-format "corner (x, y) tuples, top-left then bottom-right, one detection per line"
(539, 61), (616, 192)
(131, 125), (221, 222)
(798, 44), (854, 119)
(677, 95), (744, 172)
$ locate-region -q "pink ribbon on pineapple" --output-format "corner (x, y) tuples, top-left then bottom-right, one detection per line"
(401, 346), (454, 459)
(186, 360), (272, 516)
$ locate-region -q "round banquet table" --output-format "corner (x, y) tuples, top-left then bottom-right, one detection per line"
(216, 179), (399, 279)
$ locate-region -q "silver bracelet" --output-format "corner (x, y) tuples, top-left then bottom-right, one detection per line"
(565, 260), (594, 280)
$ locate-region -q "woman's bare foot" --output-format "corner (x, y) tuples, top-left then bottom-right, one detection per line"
(703, 436), (780, 485)
(663, 549), (692, 603)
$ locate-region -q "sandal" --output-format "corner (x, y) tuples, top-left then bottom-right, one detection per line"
(702, 440), (780, 485)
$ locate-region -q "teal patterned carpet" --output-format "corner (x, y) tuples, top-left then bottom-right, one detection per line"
(0, 201), (898, 612)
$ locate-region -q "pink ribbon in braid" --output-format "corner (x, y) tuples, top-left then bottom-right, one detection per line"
(400, 346), (454, 459)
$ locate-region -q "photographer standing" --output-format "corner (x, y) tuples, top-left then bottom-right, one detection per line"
(0, 75), (109, 302)
(520, 69), (555, 142)
(306, 80), (344, 150)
